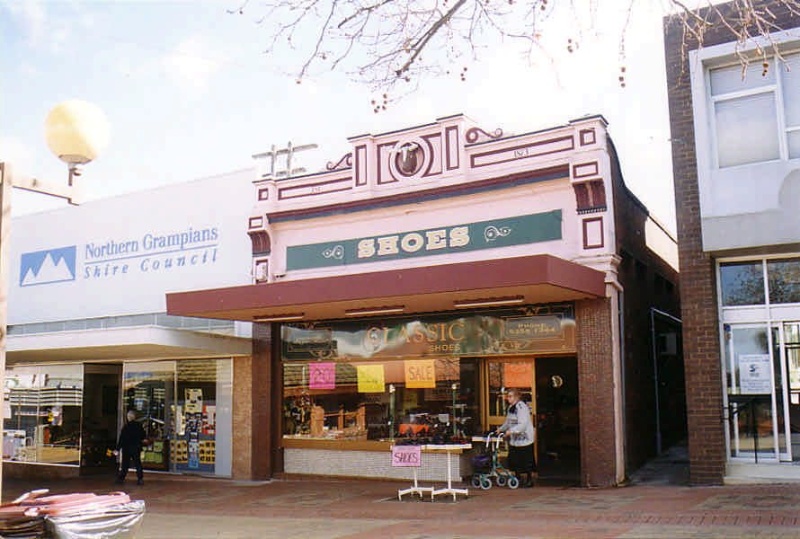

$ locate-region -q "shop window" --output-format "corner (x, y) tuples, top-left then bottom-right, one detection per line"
(282, 357), (480, 443)
(767, 258), (800, 304)
(720, 261), (765, 306)
(3, 365), (83, 465)
(122, 359), (232, 477)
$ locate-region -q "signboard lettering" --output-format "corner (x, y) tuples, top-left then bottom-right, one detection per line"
(286, 211), (562, 270)
(404, 360), (436, 388)
(391, 445), (422, 467)
(282, 308), (575, 361)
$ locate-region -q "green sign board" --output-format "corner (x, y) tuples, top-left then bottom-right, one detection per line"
(286, 210), (562, 270)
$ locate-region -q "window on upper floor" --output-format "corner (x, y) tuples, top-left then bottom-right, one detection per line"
(709, 51), (800, 168)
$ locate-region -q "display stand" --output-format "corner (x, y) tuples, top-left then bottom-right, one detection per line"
(426, 443), (471, 501)
(392, 445), (433, 500)
(397, 466), (434, 500)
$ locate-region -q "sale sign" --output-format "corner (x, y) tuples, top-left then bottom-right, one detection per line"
(504, 362), (533, 388)
(391, 444), (422, 467)
(357, 364), (385, 393)
(309, 362), (335, 390)
(404, 359), (436, 388)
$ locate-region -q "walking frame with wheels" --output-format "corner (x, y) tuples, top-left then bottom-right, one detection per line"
(471, 432), (519, 490)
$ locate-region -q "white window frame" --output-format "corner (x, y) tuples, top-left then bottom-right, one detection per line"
(690, 29), (800, 174)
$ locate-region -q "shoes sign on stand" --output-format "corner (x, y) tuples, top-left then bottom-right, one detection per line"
(393, 444), (433, 500)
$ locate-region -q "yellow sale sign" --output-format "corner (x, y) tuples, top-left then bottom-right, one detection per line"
(404, 359), (436, 388)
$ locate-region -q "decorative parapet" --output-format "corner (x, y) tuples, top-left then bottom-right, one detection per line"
(247, 114), (615, 282)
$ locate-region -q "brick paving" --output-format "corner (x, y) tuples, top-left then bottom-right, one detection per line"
(4, 470), (800, 538)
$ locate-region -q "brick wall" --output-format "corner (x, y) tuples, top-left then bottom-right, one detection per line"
(231, 322), (273, 480)
(663, 0), (800, 485)
(576, 298), (617, 486)
(607, 138), (684, 474)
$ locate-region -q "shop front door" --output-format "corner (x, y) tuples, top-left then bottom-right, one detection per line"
(81, 364), (122, 471)
(723, 324), (797, 462)
(484, 356), (580, 482)
(535, 356), (580, 481)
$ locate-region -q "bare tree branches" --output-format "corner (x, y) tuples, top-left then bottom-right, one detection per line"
(231, 0), (800, 100)
(669, 0), (800, 75)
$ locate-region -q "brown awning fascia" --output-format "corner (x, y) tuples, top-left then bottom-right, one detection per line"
(166, 254), (606, 322)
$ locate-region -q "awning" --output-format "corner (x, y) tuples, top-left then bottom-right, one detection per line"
(166, 254), (607, 323)
(7, 326), (252, 364)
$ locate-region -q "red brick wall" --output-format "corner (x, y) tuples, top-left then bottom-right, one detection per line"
(663, 0), (800, 484)
(231, 322), (273, 480)
(576, 298), (617, 487)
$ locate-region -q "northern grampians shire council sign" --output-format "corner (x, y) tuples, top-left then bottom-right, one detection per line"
(19, 225), (220, 287)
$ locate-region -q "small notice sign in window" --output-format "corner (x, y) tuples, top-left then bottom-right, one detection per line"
(739, 354), (772, 395)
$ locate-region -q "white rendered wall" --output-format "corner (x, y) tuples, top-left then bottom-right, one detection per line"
(689, 30), (800, 252)
(9, 169), (254, 325)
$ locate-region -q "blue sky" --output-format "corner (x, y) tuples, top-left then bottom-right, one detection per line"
(0, 0), (677, 231)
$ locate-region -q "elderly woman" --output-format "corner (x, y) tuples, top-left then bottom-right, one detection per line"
(495, 388), (537, 488)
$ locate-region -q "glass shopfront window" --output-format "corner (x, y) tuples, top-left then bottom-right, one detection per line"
(3, 365), (83, 465)
(283, 357), (480, 442)
(281, 307), (575, 444)
(122, 359), (232, 477)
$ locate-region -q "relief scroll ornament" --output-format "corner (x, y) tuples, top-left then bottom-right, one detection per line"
(465, 126), (504, 144)
(326, 152), (353, 171)
(322, 245), (345, 260)
(484, 225), (512, 242)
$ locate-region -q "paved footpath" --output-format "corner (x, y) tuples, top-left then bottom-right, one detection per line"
(4, 473), (800, 539)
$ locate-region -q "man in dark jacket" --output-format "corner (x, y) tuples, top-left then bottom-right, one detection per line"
(116, 410), (147, 485)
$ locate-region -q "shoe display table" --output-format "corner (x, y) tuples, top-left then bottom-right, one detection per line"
(393, 443), (472, 501)
(392, 444), (433, 500)
(424, 443), (472, 501)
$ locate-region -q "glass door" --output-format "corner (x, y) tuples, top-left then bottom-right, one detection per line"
(724, 325), (787, 461)
(485, 358), (535, 431)
(778, 323), (800, 460)
(122, 361), (176, 471)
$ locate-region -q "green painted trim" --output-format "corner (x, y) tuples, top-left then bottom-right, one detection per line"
(286, 210), (562, 270)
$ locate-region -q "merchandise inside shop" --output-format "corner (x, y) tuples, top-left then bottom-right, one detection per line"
(3, 358), (233, 477)
(280, 304), (578, 447)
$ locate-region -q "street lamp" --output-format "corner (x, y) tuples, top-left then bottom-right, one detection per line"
(0, 99), (109, 500)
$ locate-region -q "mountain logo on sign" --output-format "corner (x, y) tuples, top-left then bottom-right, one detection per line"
(20, 246), (77, 287)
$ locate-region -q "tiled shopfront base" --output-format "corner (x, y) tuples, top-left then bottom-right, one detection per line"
(283, 448), (472, 482)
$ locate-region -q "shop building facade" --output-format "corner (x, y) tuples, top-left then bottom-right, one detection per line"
(3, 171), (257, 480)
(665, 0), (800, 484)
(168, 114), (683, 487)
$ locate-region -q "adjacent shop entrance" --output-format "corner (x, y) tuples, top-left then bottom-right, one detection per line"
(724, 323), (800, 462)
(122, 359), (233, 476)
(81, 364), (122, 472)
(484, 356), (580, 482)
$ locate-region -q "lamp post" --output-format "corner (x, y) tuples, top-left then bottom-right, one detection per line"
(0, 99), (108, 500)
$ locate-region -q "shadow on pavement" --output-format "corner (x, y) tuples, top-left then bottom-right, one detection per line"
(628, 440), (690, 486)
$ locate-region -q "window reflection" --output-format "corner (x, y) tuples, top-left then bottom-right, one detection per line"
(3, 365), (83, 465)
(720, 261), (765, 306)
(767, 258), (800, 304)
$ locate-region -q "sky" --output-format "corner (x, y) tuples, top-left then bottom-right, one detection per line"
(0, 0), (678, 232)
